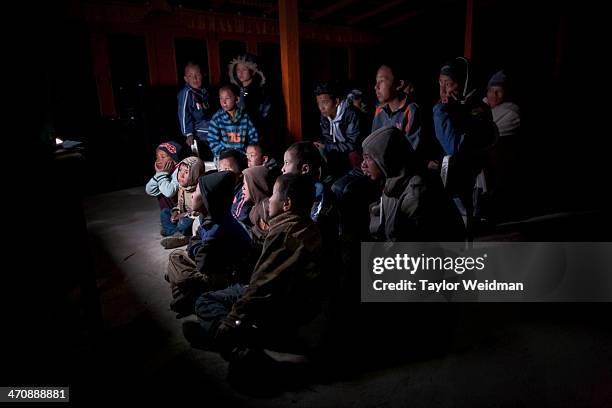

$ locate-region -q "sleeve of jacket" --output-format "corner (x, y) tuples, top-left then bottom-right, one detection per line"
(404, 103), (421, 151)
(145, 169), (179, 198)
(178, 88), (194, 137)
(494, 108), (520, 138)
(194, 225), (220, 273)
(397, 179), (427, 238)
(371, 107), (384, 133)
(207, 114), (222, 157)
(159, 168), (180, 198)
(224, 231), (301, 326)
(319, 116), (332, 145)
(433, 102), (463, 156)
(325, 108), (360, 154)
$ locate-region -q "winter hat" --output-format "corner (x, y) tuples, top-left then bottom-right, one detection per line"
(228, 53), (266, 86)
(487, 70), (507, 88)
(157, 141), (182, 163)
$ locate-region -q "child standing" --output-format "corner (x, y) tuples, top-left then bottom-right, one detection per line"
(207, 84), (259, 159)
(178, 62), (214, 160)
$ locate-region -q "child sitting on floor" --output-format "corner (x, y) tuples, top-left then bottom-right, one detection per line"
(160, 156), (206, 249)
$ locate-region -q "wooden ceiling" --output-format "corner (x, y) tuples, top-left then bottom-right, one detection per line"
(99, 0), (463, 30)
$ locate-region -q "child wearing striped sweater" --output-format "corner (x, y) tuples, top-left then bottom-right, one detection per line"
(208, 84), (259, 159)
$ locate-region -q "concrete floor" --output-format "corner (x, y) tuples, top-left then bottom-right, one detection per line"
(77, 187), (612, 406)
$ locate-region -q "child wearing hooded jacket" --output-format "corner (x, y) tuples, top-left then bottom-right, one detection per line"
(165, 171), (253, 317)
(313, 81), (362, 179)
(145, 142), (182, 235)
(183, 174), (324, 361)
(361, 126), (465, 242)
(160, 156), (206, 249)
(241, 165), (279, 248)
(228, 53), (272, 137)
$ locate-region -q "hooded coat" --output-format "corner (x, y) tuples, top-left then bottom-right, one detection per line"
(175, 156), (206, 215)
(228, 53), (271, 132)
(187, 171), (253, 285)
(319, 99), (361, 154)
(242, 165), (279, 245)
(362, 126), (465, 242)
(223, 211), (323, 350)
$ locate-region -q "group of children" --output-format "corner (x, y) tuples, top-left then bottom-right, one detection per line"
(142, 54), (521, 382)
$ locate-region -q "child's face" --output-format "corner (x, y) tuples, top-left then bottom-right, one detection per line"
(156, 150), (175, 166)
(246, 146), (265, 167)
(268, 181), (287, 218)
(178, 163), (190, 187)
(486, 86), (505, 108)
(191, 183), (204, 212)
(361, 152), (382, 181)
(236, 63), (252, 85)
(156, 150), (169, 162)
(375, 65), (399, 104)
(219, 89), (238, 112)
(242, 179), (252, 202)
(184, 66), (203, 89)
(439, 74), (460, 103)
(282, 150), (300, 175)
(218, 158), (242, 179)
(316, 94), (338, 118)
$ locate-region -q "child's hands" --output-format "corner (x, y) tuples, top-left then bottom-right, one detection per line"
(170, 210), (181, 223)
(155, 158), (175, 173)
(428, 160), (440, 171)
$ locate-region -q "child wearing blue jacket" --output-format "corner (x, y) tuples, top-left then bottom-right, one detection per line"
(207, 84), (259, 159)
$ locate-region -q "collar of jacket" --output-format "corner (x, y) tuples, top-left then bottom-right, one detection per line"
(223, 107), (244, 121)
(186, 84), (208, 97)
(382, 95), (409, 115)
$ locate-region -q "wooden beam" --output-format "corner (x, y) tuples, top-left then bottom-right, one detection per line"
(464, 0), (474, 59)
(348, 0), (405, 25)
(379, 10), (418, 29)
(78, 2), (380, 45)
(207, 34), (221, 86)
(90, 31), (116, 117)
(279, 0), (302, 142)
(310, 0), (359, 21)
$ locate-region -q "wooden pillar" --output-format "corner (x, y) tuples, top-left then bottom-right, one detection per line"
(148, 30), (177, 86)
(90, 31), (116, 117)
(207, 34), (221, 86)
(246, 39), (258, 55)
(279, 0), (302, 141)
(464, 0), (474, 59)
(348, 47), (356, 81)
